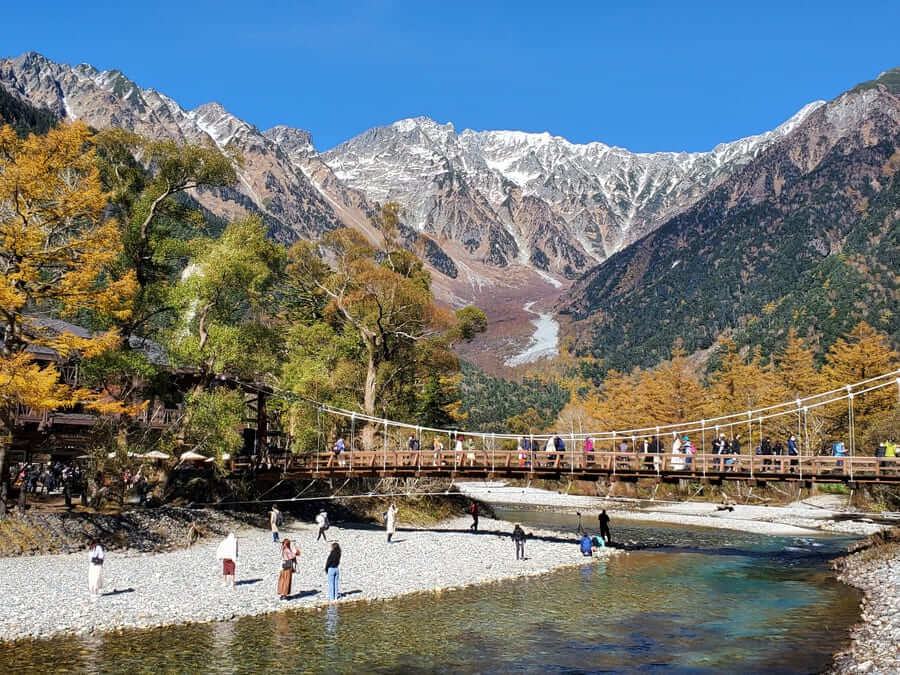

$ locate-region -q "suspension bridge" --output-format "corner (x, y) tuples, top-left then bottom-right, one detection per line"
(231, 369), (900, 486)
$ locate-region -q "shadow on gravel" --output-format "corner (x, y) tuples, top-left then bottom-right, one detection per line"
(342, 590), (362, 597)
(235, 578), (262, 586)
(102, 588), (135, 596)
(285, 590), (319, 601)
(331, 521), (581, 546)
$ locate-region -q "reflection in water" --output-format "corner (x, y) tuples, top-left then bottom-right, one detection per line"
(0, 518), (860, 674)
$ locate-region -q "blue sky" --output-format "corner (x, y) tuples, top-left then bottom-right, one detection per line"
(3, 1), (898, 151)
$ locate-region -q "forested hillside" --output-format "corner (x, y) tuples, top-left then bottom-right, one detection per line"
(561, 71), (900, 373)
(0, 84), (55, 136)
(458, 362), (569, 433)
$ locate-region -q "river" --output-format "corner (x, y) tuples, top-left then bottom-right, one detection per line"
(504, 301), (560, 367)
(1, 511), (860, 674)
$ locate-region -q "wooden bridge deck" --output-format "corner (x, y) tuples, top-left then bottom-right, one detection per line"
(234, 451), (900, 485)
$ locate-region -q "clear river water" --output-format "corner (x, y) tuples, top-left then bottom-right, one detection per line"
(1, 509), (860, 674)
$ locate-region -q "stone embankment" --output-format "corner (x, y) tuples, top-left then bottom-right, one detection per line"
(0, 516), (611, 642)
(0, 507), (247, 557)
(830, 529), (900, 674)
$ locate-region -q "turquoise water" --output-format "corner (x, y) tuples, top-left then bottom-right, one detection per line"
(1, 513), (860, 674)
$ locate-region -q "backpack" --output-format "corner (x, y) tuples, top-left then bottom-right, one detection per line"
(275, 510), (283, 527)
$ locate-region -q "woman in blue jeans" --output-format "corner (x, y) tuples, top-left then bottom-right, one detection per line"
(325, 542), (341, 600)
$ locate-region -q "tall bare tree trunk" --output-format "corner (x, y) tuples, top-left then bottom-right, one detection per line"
(362, 345), (378, 450)
(0, 409), (14, 518)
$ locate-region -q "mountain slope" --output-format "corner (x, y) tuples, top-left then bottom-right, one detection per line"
(560, 74), (900, 371)
(322, 105), (822, 277)
(0, 82), (55, 136)
(0, 52), (350, 243)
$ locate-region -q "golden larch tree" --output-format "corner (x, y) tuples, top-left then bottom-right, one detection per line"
(0, 122), (136, 514)
(820, 322), (899, 444)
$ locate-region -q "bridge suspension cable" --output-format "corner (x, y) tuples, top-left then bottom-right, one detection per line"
(232, 369), (900, 448)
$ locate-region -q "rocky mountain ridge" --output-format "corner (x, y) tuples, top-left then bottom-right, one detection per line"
(1, 50), (826, 282)
(322, 104), (823, 276)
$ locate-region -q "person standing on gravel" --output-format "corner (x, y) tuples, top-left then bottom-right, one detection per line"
(88, 539), (104, 599)
(385, 502), (398, 542)
(270, 506), (281, 543)
(325, 542), (341, 600)
(277, 539), (300, 599)
(216, 532), (238, 587)
(512, 523), (527, 560)
(598, 510), (611, 545)
(469, 501), (479, 532)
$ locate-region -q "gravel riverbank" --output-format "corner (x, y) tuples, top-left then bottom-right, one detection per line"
(0, 516), (613, 642)
(830, 532), (900, 674)
(456, 482), (891, 537)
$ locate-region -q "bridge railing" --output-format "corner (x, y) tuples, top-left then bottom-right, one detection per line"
(235, 450), (900, 480)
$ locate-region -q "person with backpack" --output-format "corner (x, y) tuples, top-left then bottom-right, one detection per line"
(270, 506), (282, 543)
(512, 523), (527, 560)
(469, 501), (479, 532)
(316, 510), (330, 541)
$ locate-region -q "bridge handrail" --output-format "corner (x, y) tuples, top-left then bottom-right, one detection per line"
(232, 450), (900, 480)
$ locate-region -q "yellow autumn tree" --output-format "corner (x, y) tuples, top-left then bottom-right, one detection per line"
(585, 368), (648, 432)
(706, 340), (791, 444)
(774, 328), (823, 400)
(0, 122), (137, 514)
(820, 322), (899, 445)
(641, 344), (706, 426)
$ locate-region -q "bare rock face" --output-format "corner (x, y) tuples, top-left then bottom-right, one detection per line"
(322, 105), (823, 277)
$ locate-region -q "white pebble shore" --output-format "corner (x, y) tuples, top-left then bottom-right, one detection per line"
(831, 544), (900, 674)
(0, 516), (613, 642)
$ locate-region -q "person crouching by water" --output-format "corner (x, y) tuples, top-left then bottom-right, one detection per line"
(385, 502), (398, 543)
(512, 523), (527, 560)
(325, 542), (341, 600)
(580, 534), (593, 557)
(88, 539), (104, 599)
(217, 532), (238, 587)
(277, 539), (300, 599)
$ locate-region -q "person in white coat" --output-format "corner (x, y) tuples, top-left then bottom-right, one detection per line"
(216, 532), (238, 586)
(385, 502), (398, 543)
(88, 540), (104, 599)
(671, 433), (684, 470)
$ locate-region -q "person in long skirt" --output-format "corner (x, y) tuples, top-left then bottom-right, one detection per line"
(277, 539), (300, 599)
(325, 542), (341, 601)
(88, 539), (104, 599)
(385, 503), (397, 543)
(216, 532), (238, 586)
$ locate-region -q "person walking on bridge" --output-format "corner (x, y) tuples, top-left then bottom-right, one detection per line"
(598, 510), (612, 545)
